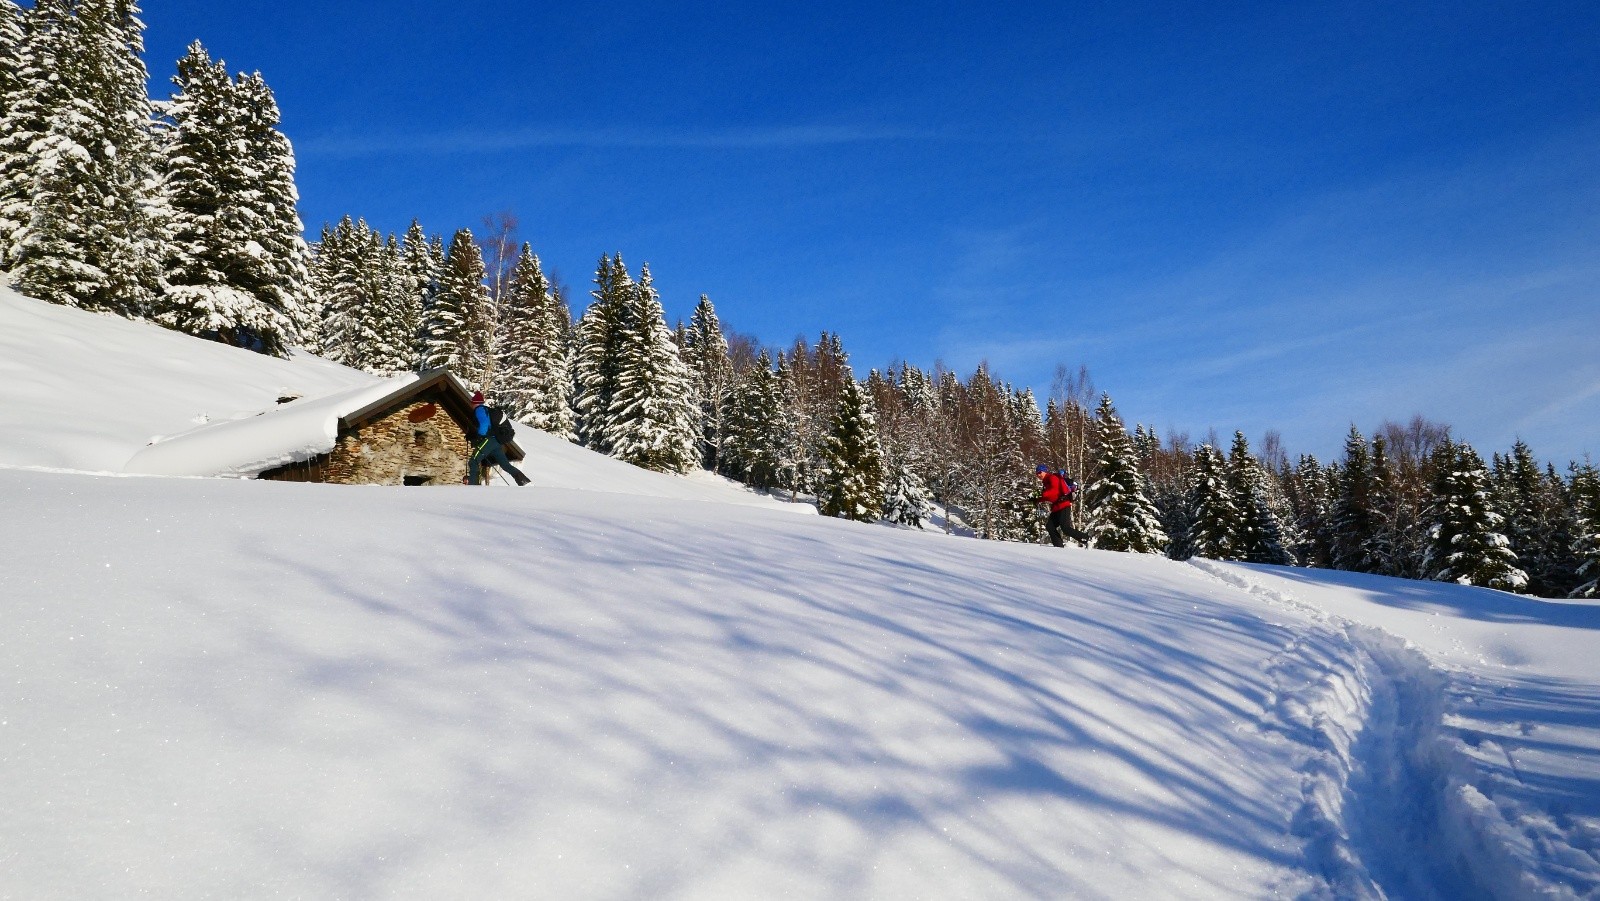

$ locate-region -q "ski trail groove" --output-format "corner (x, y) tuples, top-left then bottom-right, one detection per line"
(1187, 559), (1497, 900)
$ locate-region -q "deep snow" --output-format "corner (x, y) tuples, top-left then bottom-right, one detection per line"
(1, 286), (1597, 899)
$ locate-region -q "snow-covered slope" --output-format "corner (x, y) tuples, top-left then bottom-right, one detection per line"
(0, 286), (791, 509)
(2, 284), (1597, 899)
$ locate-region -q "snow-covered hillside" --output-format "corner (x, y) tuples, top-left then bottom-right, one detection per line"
(2, 286), (1597, 899)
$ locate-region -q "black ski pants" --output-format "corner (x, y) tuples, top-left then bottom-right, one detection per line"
(469, 436), (529, 485)
(1046, 507), (1090, 548)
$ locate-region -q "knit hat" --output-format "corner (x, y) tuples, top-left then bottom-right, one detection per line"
(470, 391), (485, 405)
(1036, 464), (1049, 474)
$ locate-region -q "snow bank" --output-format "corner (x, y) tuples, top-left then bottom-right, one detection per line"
(124, 377), (419, 478)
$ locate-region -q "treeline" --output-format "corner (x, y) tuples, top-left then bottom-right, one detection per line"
(294, 217), (1600, 599)
(0, 1), (307, 354)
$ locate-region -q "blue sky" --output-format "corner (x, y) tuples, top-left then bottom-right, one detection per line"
(139, 1), (1600, 464)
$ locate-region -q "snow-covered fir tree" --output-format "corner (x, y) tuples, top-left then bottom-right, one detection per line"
(0, 1), (23, 125)
(1330, 426), (1381, 573)
(882, 460), (934, 529)
(157, 43), (301, 355)
(719, 350), (789, 490)
(1083, 394), (1167, 554)
(1182, 444), (1241, 560)
(1423, 441), (1527, 591)
(233, 70), (308, 347)
(422, 229), (489, 381)
(493, 244), (574, 439)
(4, 0), (163, 317)
(1571, 463), (1600, 599)
(1227, 432), (1295, 565)
(398, 220), (440, 367)
(1287, 455), (1336, 568)
(681, 294), (734, 469)
(571, 254), (633, 453)
(817, 376), (886, 523)
(1497, 441), (1575, 596)
(355, 234), (417, 374)
(601, 265), (700, 474)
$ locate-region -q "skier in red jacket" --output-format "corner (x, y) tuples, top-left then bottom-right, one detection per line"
(1036, 464), (1090, 548)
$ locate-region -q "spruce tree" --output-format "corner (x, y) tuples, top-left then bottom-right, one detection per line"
(1569, 463), (1600, 599)
(682, 294), (734, 469)
(817, 377), (886, 522)
(605, 264), (700, 473)
(398, 221), (440, 368)
(233, 70), (308, 348)
(6, 0), (163, 316)
(494, 244), (574, 438)
(1228, 432), (1295, 565)
(720, 351), (789, 490)
(1331, 426), (1381, 573)
(1500, 441), (1570, 595)
(157, 43), (301, 355)
(1424, 442), (1528, 591)
(571, 254), (632, 453)
(308, 216), (360, 364)
(1183, 444), (1241, 560)
(422, 229), (488, 380)
(883, 460), (934, 528)
(1083, 394), (1167, 554)
(0, 1), (23, 124)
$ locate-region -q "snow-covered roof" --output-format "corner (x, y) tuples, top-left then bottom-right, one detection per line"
(124, 374), (428, 478)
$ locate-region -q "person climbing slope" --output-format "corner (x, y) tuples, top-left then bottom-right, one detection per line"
(1036, 464), (1090, 548)
(468, 391), (530, 486)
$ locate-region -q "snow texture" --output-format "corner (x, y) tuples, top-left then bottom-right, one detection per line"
(2, 281), (1598, 899)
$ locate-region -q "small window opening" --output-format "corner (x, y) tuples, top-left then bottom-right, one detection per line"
(403, 475), (431, 487)
(413, 429), (428, 445)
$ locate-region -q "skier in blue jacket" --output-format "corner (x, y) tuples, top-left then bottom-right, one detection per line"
(468, 391), (530, 486)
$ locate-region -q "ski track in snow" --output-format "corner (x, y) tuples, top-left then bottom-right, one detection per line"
(1190, 559), (1600, 901)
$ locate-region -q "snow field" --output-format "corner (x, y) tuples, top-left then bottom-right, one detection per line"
(2, 469), (1397, 899)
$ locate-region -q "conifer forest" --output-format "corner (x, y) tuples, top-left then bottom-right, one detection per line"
(3, 0), (1596, 598)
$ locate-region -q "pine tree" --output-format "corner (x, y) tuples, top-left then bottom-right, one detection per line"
(6, 0), (163, 316)
(0, 0), (73, 265)
(720, 350), (789, 490)
(1183, 444), (1241, 560)
(396, 221), (439, 368)
(423, 229), (488, 379)
(1228, 431), (1295, 565)
(604, 265), (699, 473)
(681, 294), (733, 469)
(0, 1), (24, 126)
(307, 216), (360, 363)
(1424, 442), (1528, 591)
(1569, 463), (1600, 599)
(494, 244), (574, 438)
(817, 377), (886, 522)
(1287, 455), (1336, 568)
(1499, 441), (1571, 595)
(232, 70), (308, 349)
(1331, 426), (1381, 573)
(1083, 394), (1167, 554)
(571, 254), (632, 453)
(883, 460), (934, 528)
(157, 42), (300, 354)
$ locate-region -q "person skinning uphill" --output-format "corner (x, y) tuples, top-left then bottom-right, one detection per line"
(467, 391), (530, 486)
(1036, 464), (1090, 548)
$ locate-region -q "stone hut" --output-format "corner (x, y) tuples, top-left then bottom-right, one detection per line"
(124, 369), (524, 486)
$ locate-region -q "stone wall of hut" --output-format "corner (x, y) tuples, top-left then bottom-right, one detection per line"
(329, 399), (470, 485)
(262, 399), (471, 486)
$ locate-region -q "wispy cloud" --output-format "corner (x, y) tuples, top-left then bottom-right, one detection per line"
(297, 124), (932, 159)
